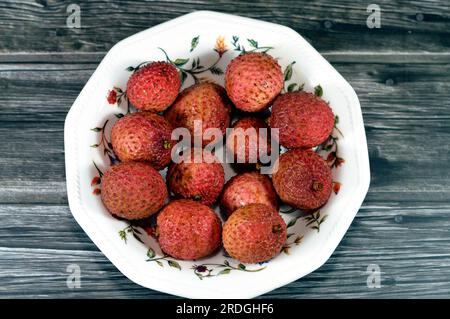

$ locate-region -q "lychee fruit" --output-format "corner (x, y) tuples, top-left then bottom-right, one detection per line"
(157, 200), (222, 260)
(126, 62), (181, 112)
(111, 112), (174, 170)
(272, 149), (332, 210)
(222, 204), (287, 263)
(225, 52), (283, 112)
(270, 91), (335, 148)
(164, 82), (231, 146)
(167, 149), (225, 206)
(226, 116), (272, 164)
(220, 172), (278, 216)
(101, 162), (167, 220)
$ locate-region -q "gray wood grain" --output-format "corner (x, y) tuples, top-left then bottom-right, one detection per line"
(1, 204), (450, 298)
(0, 0), (449, 54)
(1, 0), (450, 299)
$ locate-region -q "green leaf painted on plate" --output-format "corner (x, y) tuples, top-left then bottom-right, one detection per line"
(314, 85), (323, 97)
(210, 66), (223, 75)
(284, 62), (295, 82)
(168, 260), (181, 270)
(247, 39), (258, 48)
(287, 83), (297, 92)
(287, 216), (299, 228)
(180, 70), (188, 85)
(147, 248), (156, 259)
(218, 268), (231, 275)
(173, 58), (189, 67)
(190, 36), (199, 52)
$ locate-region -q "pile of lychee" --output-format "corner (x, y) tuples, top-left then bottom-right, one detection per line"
(100, 52), (336, 264)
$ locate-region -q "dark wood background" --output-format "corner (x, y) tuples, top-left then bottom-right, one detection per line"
(1, 0), (450, 298)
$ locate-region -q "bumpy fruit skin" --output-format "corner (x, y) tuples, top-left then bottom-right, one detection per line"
(226, 117), (271, 164)
(270, 91), (335, 148)
(225, 52), (283, 112)
(127, 62), (181, 112)
(157, 200), (222, 260)
(167, 150), (225, 206)
(222, 204), (287, 263)
(111, 112), (174, 170)
(101, 162), (167, 220)
(220, 172), (279, 216)
(272, 149), (332, 210)
(164, 82), (231, 146)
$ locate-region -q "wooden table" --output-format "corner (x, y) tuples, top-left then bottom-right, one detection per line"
(1, 0), (449, 298)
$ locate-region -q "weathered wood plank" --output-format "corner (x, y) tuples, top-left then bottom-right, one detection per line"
(0, 246), (170, 298)
(1, 204), (450, 298)
(3, 51), (450, 65)
(0, 64), (94, 122)
(0, 0), (449, 54)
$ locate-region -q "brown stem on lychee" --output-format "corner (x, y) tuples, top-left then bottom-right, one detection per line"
(163, 140), (171, 150)
(153, 226), (160, 238)
(192, 194), (202, 201)
(312, 181), (323, 192)
(272, 224), (283, 234)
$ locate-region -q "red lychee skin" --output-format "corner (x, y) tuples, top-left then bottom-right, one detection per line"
(127, 62), (181, 112)
(270, 91), (335, 148)
(226, 117), (271, 164)
(272, 149), (332, 210)
(157, 200), (222, 260)
(225, 52), (283, 112)
(111, 112), (174, 170)
(222, 204), (287, 263)
(167, 150), (225, 206)
(101, 162), (168, 220)
(164, 82), (231, 146)
(220, 172), (279, 216)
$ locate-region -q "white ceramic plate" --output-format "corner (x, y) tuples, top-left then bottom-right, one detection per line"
(65, 11), (370, 299)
